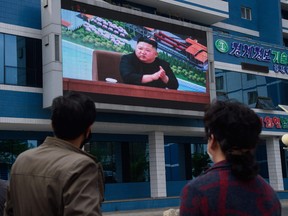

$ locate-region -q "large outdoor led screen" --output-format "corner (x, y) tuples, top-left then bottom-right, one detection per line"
(61, 1), (210, 109)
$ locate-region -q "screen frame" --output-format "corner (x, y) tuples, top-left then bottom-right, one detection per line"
(61, 0), (212, 110)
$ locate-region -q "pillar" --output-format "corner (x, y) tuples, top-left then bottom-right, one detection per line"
(41, 0), (63, 108)
(266, 137), (284, 190)
(149, 131), (167, 198)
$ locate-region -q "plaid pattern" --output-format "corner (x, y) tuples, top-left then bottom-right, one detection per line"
(180, 160), (281, 216)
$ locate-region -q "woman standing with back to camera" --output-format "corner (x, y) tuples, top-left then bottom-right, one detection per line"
(180, 100), (281, 216)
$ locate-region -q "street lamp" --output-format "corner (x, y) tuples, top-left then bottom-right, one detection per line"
(282, 134), (288, 150)
(278, 105), (288, 149)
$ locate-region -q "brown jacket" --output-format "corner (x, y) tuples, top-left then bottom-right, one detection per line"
(0, 180), (8, 216)
(4, 136), (104, 216)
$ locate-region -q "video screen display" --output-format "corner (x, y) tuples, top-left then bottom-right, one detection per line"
(61, 1), (210, 109)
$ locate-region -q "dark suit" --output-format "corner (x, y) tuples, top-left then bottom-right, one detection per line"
(120, 52), (179, 89)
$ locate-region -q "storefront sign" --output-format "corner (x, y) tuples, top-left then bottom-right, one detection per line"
(260, 115), (288, 130)
(215, 39), (288, 75)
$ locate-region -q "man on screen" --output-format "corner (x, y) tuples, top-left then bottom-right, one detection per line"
(119, 37), (179, 89)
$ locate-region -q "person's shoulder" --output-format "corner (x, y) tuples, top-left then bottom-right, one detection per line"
(185, 172), (216, 190)
(187, 164), (228, 187)
(52, 151), (99, 178)
(255, 175), (279, 193)
(157, 57), (169, 65)
(254, 176), (281, 206)
(181, 175), (208, 199)
(75, 151), (96, 161)
(122, 53), (134, 59)
(120, 53), (134, 63)
(66, 150), (99, 168)
(14, 147), (38, 160)
(65, 154), (102, 179)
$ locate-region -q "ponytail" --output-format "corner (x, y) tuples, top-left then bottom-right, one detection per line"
(225, 149), (258, 181)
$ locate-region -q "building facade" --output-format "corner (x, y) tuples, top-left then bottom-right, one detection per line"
(1, 0), (288, 212)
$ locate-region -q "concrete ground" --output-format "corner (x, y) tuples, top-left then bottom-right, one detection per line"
(103, 200), (288, 216)
(103, 207), (175, 216)
(282, 200), (288, 215)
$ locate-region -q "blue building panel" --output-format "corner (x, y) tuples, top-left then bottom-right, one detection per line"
(224, 0), (258, 31)
(0, 0), (41, 29)
(0, 130), (51, 139)
(104, 182), (150, 200)
(214, 33), (288, 78)
(257, 0), (282, 45)
(0, 90), (50, 119)
(165, 143), (181, 181)
(96, 112), (204, 127)
(220, 1), (282, 45)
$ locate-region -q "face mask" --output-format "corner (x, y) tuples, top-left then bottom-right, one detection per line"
(207, 133), (214, 162)
(80, 131), (92, 149)
(207, 137), (214, 162)
(207, 149), (213, 162)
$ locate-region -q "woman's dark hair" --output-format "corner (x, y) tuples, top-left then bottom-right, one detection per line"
(51, 92), (96, 140)
(204, 100), (262, 181)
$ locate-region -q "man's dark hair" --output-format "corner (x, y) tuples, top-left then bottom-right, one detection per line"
(137, 36), (158, 49)
(51, 92), (96, 140)
(204, 100), (262, 181)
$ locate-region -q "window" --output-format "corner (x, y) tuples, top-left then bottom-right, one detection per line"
(248, 91), (258, 105)
(165, 142), (211, 181)
(0, 33), (42, 87)
(255, 141), (269, 178)
(55, 35), (60, 61)
(216, 76), (224, 90)
(0, 139), (40, 180)
(284, 38), (288, 47)
(87, 141), (149, 183)
(282, 9), (288, 20)
(241, 6), (252, 20)
(247, 73), (256, 81)
(216, 92), (229, 101)
(215, 69), (288, 107)
(255, 96), (276, 110)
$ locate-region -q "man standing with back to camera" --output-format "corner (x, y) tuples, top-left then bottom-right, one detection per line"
(120, 36), (179, 89)
(180, 100), (281, 216)
(4, 92), (104, 216)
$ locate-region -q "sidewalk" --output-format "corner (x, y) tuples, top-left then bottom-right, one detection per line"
(281, 199), (288, 207)
(103, 200), (288, 216)
(103, 207), (177, 216)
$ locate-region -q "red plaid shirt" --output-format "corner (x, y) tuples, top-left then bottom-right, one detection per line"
(180, 160), (281, 216)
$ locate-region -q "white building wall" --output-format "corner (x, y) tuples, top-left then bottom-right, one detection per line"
(266, 137), (284, 190)
(41, 0), (63, 108)
(149, 131), (167, 198)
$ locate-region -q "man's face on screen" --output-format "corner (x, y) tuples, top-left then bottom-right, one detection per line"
(135, 42), (158, 63)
